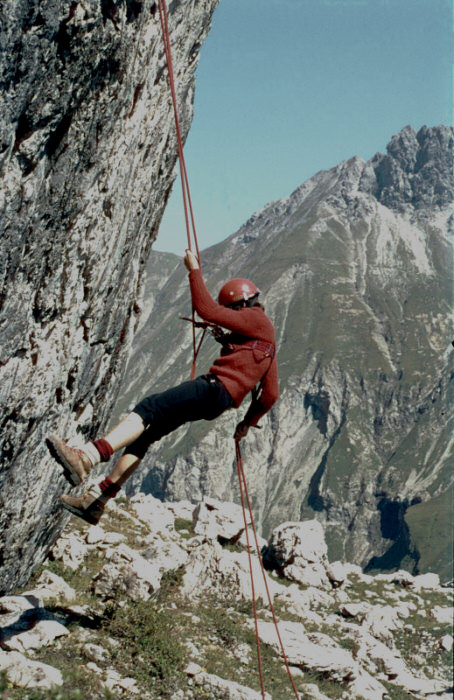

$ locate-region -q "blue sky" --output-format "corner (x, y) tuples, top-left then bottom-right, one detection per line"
(154, 0), (453, 256)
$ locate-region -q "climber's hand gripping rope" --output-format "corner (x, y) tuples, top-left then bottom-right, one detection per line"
(184, 249), (199, 271)
(233, 420), (249, 442)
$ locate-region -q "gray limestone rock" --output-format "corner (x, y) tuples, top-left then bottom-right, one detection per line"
(0, 649), (63, 689)
(0, 0), (219, 594)
(361, 125), (454, 212)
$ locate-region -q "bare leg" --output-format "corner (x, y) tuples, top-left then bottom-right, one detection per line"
(108, 453), (142, 487)
(104, 412), (145, 452)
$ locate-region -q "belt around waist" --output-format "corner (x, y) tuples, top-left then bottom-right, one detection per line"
(202, 374), (234, 407)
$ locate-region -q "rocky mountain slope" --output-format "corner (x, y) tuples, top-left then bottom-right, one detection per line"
(113, 125), (453, 582)
(1, 495), (452, 699)
(0, 0), (219, 594)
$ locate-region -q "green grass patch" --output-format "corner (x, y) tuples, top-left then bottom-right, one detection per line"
(174, 517), (194, 539)
(405, 487), (453, 583)
(101, 597), (186, 694)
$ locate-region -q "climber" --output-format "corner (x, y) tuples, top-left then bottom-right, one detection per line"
(46, 250), (279, 525)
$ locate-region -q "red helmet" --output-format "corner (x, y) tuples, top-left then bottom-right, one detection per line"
(218, 278), (260, 307)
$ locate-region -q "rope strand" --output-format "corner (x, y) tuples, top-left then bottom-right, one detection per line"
(236, 441), (266, 699)
(157, 0), (202, 378)
(157, 0), (201, 262)
(158, 6), (298, 695)
(235, 442), (301, 700)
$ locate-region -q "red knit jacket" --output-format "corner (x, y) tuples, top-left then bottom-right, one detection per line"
(189, 269), (279, 427)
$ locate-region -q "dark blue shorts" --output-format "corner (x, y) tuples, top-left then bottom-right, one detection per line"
(125, 374), (233, 459)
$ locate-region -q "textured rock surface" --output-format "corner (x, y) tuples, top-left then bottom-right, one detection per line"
(0, 649), (63, 689)
(114, 125), (453, 581)
(2, 498), (451, 698)
(0, 0), (219, 593)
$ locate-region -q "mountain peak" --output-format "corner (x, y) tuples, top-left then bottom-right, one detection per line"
(361, 125), (454, 213)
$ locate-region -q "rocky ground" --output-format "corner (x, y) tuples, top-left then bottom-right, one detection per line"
(0, 490), (452, 700)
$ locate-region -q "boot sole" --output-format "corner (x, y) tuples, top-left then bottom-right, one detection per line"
(60, 500), (100, 525)
(45, 437), (85, 487)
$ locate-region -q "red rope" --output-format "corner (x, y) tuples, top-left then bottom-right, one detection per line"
(236, 442), (266, 698)
(235, 442), (301, 700)
(157, 0), (202, 379)
(157, 0), (200, 259)
(159, 5), (299, 693)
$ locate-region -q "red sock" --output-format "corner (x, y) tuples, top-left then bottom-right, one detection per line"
(93, 438), (114, 462)
(98, 476), (121, 498)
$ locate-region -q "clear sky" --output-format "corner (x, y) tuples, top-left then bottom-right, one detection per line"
(154, 0), (453, 256)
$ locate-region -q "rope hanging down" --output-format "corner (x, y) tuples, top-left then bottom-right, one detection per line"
(157, 0), (201, 261)
(236, 442), (301, 700)
(157, 0), (201, 378)
(158, 5), (299, 696)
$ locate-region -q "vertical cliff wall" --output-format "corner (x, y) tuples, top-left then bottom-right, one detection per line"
(0, 0), (219, 594)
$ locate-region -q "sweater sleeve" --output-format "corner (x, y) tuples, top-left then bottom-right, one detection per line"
(242, 355), (280, 427)
(189, 269), (263, 336)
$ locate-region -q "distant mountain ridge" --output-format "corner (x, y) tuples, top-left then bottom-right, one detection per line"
(114, 125), (453, 582)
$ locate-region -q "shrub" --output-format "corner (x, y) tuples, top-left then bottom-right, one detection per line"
(102, 598), (185, 686)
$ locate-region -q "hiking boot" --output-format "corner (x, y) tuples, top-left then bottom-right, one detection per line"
(60, 492), (105, 525)
(46, 435), (92, 486)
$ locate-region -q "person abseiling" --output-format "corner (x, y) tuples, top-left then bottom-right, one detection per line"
(46, 250), (279, 525)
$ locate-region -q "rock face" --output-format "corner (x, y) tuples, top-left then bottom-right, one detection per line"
(114, 125), (453, 581)
(0, 0), (219, 594)
(364, 125), (454, 212)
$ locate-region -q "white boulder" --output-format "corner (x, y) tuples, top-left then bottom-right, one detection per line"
(440, 634), (453, 652)
(276, 584), (333, 626)
(85, 525), (106, 544)
(374, 570), (415, 587)
(0, 595), (43, 614)
(285, 562), (327, 588)
(23, 570), (76, 603)
(325, 560), (348, 587)
(92, 543), (161, 601)
(412, 573), (440, 590)
(193, 671), (272, 699)
(340, 602), (371, 620)
(84, 643), (110, 663)
(181, 538), (280, 603)
(356, 630), (448, 696)
(429, 606), (453, 624)
(263, 520), (329, 588)
(0, 649), (63, 689)
(184, 661), (203, 676)
(266, 520), (328, 564)
(166, 499), (196, 521)
(361, 605), (403, 646)
(130, 493), (175, 531)
(237, 524), (267, 552)
(141, 531), (188, 573)
(1, 618), (69, 653)
(192, 497), (250, 542)
(50, 531), (88, 570)
(300, 683), (331, 700)
(103, 668), (139, 694)
(256, 620), (387, 699)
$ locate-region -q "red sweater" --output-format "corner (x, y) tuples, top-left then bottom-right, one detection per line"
(189, 269), (279, 426)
